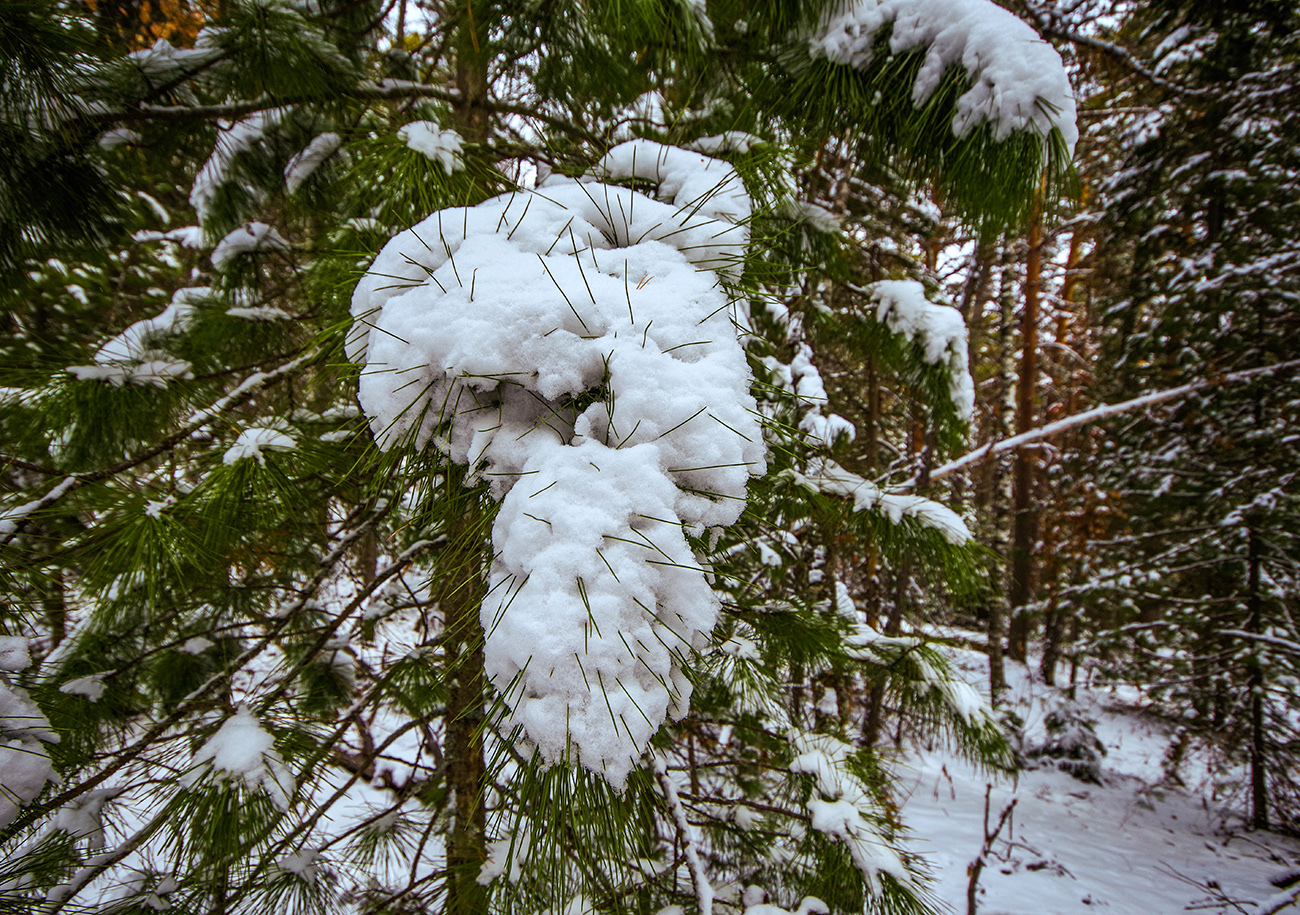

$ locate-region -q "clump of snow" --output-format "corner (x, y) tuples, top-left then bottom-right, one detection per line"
(810, 0), (1078, 153)
(181, 636), (213, 654)
(223, 424), (297, 465)
(226, 305), (291, 321)
(689, 132), (761, 155)
(865, 280), (975, 423)
(134, 226), (204, 249)
(0, 637), (31, 672)
(184, 705), (295, 810)
(52, 788), (122, 851)
(791, 733), (911, 893)
(0, 680), (59, 827)
(398, 121), (464, 173)
(477, 824), (532, 885)
(349, 140), (764, 784)
(98, 127), (141, 150)
(795, 459), (971, 544)
(191, 110), (284, 226)
(59, 673), (107, 702)
(211, 222), (291, 270)
(66, 286), (210, 387)
(278, 850), (321, 884)
(284, 132), (341, 193)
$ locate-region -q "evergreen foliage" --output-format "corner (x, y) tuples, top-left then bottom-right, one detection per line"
(0, 0), (1076, 912)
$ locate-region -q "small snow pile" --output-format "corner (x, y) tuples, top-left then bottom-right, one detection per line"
(223, 423), (297, 465)
(350, 140), (763, 784)
(191, 110), (284, 226)
(477, 824), (532, 885)
(59, 672), (107, 702)
(210, 222), (291, 270)
(865, 280), (974, 423)
(277, 849), (321, 885)
(795, 459), (971, 544)
(183, 705), (295, 810)
(284, 132), (341, 193)
(791, 733), (911, 893)
(741, 886), (829, 915)
(789, 344), (856, 448)
(52, 788), (122, 850)
(66, 286), (209, 387)
(811, 0), (1078, 153)
(398, 121), (464, 173)
(0, 636), (30, 672)
(0, 655), (59, 828)
(1025, 699), (1107, 784)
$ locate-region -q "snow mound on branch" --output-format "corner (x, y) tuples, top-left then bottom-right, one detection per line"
(811, 0), (1078, 153)
(223, 424), (297, 464)
(66, 286), (210, 387)
(398, 121), (464, 173)
(285, 132), (341, 193)
(792, 733), (911, 893)
(211, 222), (291, 270)
(349, 140), (764, 784)
(0, 680), (58, 828)
(191, 110), (284, 226)
(795, 458), (971, 544)
(183, 705), (295, 810)
(865, 279), (975, 424)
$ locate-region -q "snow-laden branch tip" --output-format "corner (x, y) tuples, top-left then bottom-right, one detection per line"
(904, 359), (1300, 489)
(813, 0), (1079, 152)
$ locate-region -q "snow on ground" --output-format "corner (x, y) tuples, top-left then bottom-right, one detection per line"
(897, 653), (1300, 914)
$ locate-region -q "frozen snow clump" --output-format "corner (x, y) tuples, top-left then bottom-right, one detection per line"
(350, 140), (764, 784)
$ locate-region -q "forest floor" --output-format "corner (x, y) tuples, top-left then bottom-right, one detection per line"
(897, 646), (1300, 915)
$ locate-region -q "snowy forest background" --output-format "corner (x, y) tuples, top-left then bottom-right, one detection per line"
(2, 0), (1299, 913)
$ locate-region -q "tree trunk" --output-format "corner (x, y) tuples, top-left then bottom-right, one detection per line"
(1247, 525), (1268, 830)
(441, 467), (491, 915)
(1008, 208), (1043, 663)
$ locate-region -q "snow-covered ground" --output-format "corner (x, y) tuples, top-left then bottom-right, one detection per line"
(898, 657), (1300, 914)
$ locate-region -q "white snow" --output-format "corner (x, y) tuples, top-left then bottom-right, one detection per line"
(52, 788), (121, 851)
(0, 637), (31, 672)
(226, 305), (291, 321)
(222, 425), (297, 465)
(59, 673), (107, 702)
(284, 132), (341, 193)
(898, 656), (1300, 915)
(277, 850), (320, 884)
(98, 127), (141, 150)
(397, 122), (464, 173)
(65, 286), (211, 388)
(811, 0), (1078, 153)
(210, 222), (291, 270)
(191, 110), (284, 225)
(181, 636), (213, 654)
(865, 279), (975, 423)
(349, 141), (764, 784)
(0, 680), (58, 827)
(184, 705), (295, 810)
(795, 459), (971, 544)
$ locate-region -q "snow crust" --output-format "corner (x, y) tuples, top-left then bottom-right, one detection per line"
(866, 280), (974, 423)
(397, 122), (464, 173)
(811, 0), (1078, 153)
(0, 637), (31, 672)
(191, 110), (283, 226)
(350, 140), (764, 784)
(184, 705), (295, 810)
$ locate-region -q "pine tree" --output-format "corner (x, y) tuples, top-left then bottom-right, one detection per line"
(1057, 0), (1300, 831)
(1, 0), (1076, 912)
